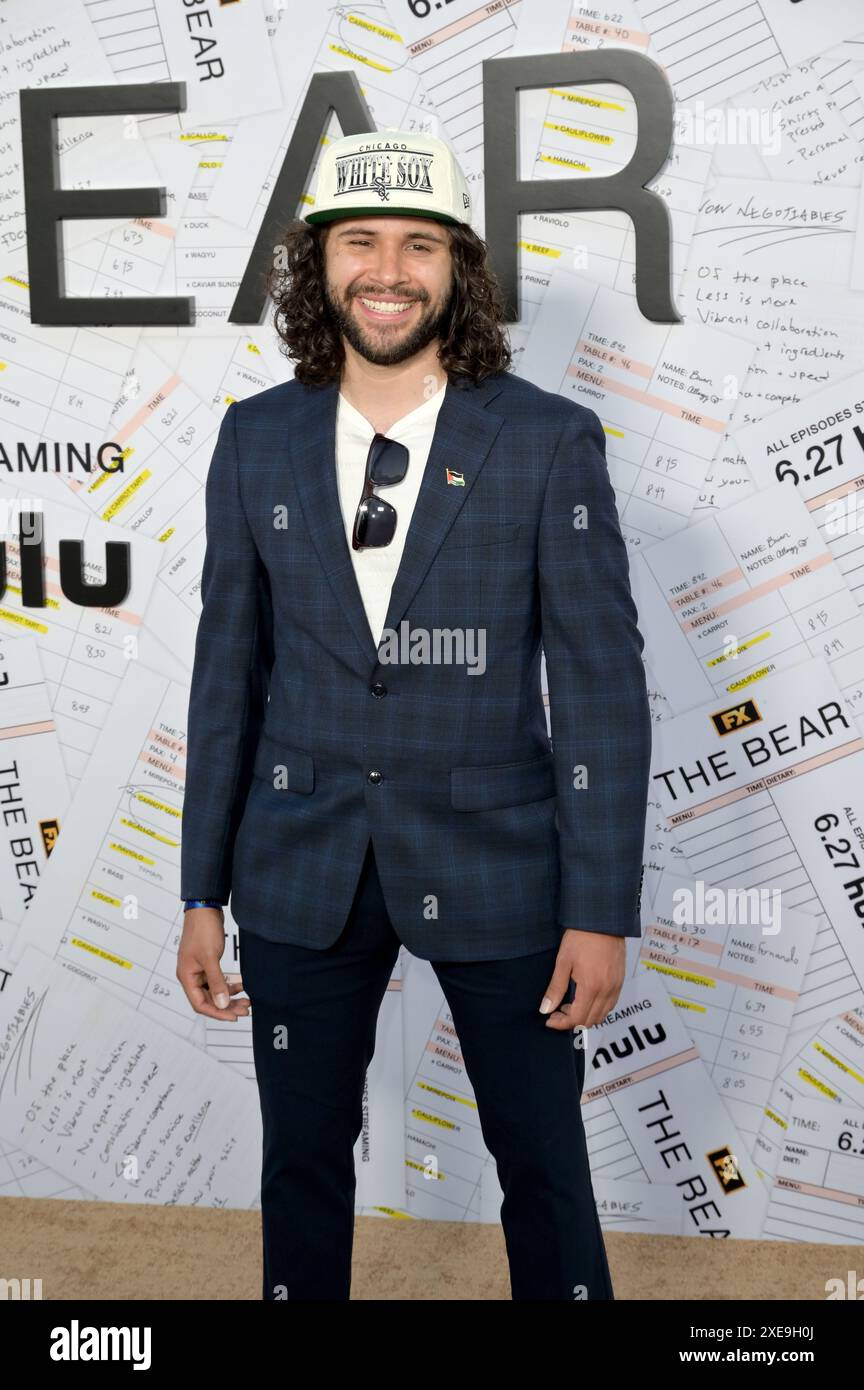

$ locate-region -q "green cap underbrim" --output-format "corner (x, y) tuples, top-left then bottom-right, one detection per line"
(304, 206), (465, 227)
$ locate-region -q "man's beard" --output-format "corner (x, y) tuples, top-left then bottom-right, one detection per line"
(324, 281), (451, 366)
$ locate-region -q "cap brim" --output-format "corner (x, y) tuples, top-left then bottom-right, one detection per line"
(304, 206), (463, 226)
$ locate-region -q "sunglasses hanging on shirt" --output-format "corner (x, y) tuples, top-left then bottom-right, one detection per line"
(352, 433), (410, 550)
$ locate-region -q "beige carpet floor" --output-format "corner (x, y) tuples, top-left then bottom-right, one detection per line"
(1, 1196), (856, 1299)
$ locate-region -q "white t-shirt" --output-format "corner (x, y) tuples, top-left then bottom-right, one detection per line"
(335, 381), (447, 647)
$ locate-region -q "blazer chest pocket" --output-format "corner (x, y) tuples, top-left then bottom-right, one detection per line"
(440, 520), (520, 550)
(252, 732), (315, 793)
(451, 751), (555, 811)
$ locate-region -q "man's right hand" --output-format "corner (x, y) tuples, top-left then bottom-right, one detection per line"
(176, 907), (251, 1022)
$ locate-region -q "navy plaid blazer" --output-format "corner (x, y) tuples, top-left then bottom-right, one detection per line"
(179, 369), (652, 960)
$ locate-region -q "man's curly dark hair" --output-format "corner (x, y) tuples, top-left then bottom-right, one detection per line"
(266, 219), (512, 388)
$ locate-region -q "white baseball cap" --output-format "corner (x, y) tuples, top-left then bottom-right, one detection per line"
(303, 128), (472, 228)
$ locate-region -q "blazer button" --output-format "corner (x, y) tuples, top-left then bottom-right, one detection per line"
(367, 769), (383, 784)
(370, 681), (387, 697)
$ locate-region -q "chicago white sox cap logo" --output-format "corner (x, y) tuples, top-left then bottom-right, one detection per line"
(303, 128), (472, 228)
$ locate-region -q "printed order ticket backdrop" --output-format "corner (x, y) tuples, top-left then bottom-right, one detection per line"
(2, 0), (864, 1257)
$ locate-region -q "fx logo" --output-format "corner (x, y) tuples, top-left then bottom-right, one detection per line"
(711, 699), (762, 736)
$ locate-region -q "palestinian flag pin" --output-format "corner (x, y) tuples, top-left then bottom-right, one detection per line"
(446, 469), (465, 486)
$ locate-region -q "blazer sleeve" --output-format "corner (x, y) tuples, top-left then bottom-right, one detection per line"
(538, 405), (652, 938)
(180, 402), (274, 904)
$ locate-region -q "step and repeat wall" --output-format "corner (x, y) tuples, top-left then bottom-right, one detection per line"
(0, 0), (863, 1255)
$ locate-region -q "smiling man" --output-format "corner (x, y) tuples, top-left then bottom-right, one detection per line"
(325, 218), (449, 369)
(177, 129), (652, 1301)
(320, 214), (453, 432)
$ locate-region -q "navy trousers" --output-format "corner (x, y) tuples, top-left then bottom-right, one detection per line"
(238, 837), (614, 1301)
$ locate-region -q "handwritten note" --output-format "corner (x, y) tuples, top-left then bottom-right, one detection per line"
(0, 946), (261, 1206)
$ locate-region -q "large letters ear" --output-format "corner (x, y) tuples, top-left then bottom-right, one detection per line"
(482, 49), (681, 326)
(20, 55), (679, 329)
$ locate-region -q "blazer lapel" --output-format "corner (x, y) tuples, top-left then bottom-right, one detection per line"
(379, 376), (505, 641)
(290, 378), (377, 673)
(289, 373), (506, 674)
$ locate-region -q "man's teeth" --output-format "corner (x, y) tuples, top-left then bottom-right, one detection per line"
(359, 297), (413, 314)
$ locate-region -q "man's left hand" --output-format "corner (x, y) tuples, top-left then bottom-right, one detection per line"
(539, 929), (626, 1030)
